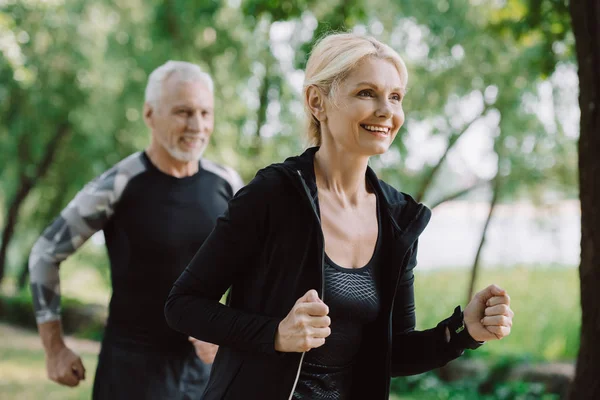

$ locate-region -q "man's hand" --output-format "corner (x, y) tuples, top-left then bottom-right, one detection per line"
(38, 320), (85, 387)
(464, 284), (514, 342)
(189, 337), (218, 364)
(45, 345), (86, 387)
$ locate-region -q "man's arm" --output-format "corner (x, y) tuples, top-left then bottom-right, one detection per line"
(38, 321), (86, 386)
(225, 167), (244, 195)
(29, 153), (146, 386)
(199, 159), (245, 196)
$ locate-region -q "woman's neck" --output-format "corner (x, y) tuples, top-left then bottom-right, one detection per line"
(314, 144), (371, 207)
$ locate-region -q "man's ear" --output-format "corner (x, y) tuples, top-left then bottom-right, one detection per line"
(143, 102), (153, 128)
(305, 85), (327, 123)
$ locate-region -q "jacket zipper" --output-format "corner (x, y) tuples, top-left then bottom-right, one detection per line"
(287, 170), (326, 400)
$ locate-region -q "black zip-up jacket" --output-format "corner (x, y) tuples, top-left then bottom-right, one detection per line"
(165, 147), (475, 399)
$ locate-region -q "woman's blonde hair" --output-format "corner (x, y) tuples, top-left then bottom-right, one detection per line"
(303, 33), (408, 146)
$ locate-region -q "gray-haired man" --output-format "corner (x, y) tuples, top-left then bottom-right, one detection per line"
(29, 61), (243, 399)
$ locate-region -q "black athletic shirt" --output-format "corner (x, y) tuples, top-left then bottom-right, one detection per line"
(293, 192), (382, 399)
(29, 151), (243, 353)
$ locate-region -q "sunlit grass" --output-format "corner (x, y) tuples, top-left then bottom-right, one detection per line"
(0, 265), (580, 399)
(0, 324), (99, 400)
(413, 265), (580, 360)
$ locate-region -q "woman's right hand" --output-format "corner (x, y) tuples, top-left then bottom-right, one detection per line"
(274, 289), (331, 353)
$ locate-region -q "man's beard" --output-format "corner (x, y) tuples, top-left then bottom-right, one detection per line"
(161, 135), (209, 162)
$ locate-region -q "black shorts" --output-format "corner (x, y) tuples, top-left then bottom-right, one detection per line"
(92, 341), (210, 400)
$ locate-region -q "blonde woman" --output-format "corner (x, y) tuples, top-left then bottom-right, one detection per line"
(165, 33), (514, 400)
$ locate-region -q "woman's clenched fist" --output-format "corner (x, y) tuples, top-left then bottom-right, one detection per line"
(275, 289), (331, 353)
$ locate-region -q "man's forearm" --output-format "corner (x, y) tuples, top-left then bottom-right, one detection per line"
(38, 320), (66, 353)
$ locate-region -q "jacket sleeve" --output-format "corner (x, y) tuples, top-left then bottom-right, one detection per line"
(164, 172), (281, 355)
(390, 241), (471, 376)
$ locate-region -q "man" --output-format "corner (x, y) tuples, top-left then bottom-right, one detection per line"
(28, 61), (243, 399)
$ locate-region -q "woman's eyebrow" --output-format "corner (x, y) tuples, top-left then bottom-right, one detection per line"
(354, 81), (403, 92)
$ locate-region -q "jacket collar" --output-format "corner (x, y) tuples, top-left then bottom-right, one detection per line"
(277, 147), (431, 236)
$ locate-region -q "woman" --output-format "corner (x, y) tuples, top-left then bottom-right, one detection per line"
(165, 33), (513, 400)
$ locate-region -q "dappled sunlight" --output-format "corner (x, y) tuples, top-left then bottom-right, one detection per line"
(0, 0), (585, 397)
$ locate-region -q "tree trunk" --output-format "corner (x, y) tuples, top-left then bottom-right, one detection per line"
(466, 176), (500, 304)
(0, 124), (70, 284)
(252, 53), (271, 155)
(569, 0), (600, 398)
(0, 177), (32, 283)
(15, 177), (72, 290)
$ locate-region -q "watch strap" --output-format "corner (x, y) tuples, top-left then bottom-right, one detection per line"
(445, 306), (484, 350)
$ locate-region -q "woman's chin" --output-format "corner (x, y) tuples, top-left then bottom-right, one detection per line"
(361, 141), (390, 156)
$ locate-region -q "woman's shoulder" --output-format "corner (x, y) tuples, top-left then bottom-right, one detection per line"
(376, 178), (432, 229)
(247, 163), (289, 188)
(376, 178), (420, 207)
(235, 163), (297, 201)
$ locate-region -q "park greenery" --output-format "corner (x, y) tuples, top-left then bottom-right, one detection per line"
(1, 0), (580, 398)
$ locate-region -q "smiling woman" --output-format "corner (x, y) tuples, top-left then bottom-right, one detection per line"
(303, 34), (407, 152)
(164, 32), (514, 400)
(306, 56), (404, 157)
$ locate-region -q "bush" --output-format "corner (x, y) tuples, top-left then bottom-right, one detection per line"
(0, 292), (106, 341)
(391, 369), (560, 399)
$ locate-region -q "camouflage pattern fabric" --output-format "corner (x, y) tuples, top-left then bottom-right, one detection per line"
(28, 153), (146, 324)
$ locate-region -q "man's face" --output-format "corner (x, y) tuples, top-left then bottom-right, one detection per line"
(146, 76), (214, 162)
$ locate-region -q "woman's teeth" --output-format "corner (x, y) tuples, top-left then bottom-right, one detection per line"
(362, 125), (390, 134)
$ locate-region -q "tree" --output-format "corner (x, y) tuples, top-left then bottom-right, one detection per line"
(568, 0), (600, 398)
(0, 0), (580, 294)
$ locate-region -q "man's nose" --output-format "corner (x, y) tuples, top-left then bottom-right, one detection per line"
(187, 113), (201, 132)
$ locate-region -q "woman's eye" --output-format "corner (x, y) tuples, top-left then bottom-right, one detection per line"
(391, 94), (402, 102)
(358, 90), (373, 97)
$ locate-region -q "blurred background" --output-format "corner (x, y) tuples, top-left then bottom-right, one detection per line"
(0, 0), (579, 399)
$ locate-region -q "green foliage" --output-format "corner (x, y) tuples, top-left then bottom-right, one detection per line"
(0, 291), (106, 341)
(0, 263), (577, 398)
(1, 0), (578, 292)
(414, 266), (580, 360)
(487, 0), (573, 77)
(391, 370), (560, 399)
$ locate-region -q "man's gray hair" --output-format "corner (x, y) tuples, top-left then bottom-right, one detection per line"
(145, 60), (214, 106)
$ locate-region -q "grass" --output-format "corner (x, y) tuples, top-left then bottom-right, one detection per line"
(0, 324), (99, 400)
(413, 265), (580, 361)
(0, 265), (580, 399)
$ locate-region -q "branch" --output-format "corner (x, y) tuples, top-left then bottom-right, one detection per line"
(415, 104), (492, 203)
(0, 123), (71, 282)
(252, 56), (271, 154)
(429, 179), (491, 210)
(466, 175), (501, 303)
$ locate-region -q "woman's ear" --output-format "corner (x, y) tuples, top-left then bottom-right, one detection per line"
(305, 85), (327, 122)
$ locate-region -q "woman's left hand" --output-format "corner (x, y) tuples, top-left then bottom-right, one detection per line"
(463, 284), (514, 342)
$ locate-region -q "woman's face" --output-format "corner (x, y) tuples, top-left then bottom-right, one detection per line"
(321, 57), (405, 156)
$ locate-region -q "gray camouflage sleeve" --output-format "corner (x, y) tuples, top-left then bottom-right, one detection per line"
(226, 167), (244, 194)
(28, 153), (145, 324)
